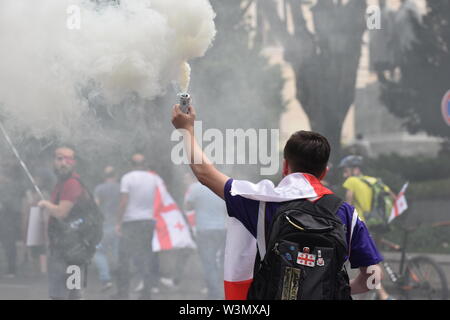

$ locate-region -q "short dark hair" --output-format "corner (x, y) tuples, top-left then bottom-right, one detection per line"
(283, 131), (331, 178)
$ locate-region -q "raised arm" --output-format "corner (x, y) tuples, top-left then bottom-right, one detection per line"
(171, 104), (229, 199)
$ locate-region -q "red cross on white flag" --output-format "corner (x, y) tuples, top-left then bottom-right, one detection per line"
(388, 182), (409, 223)
(297, 253), (316, 267)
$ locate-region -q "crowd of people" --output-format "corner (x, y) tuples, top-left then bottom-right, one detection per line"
(0, 147), (227, 300)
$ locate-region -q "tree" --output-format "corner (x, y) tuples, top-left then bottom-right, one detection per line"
(189, 0), (285, 181)
(380, 0), (450, 140)
(258, 0), (367, 161)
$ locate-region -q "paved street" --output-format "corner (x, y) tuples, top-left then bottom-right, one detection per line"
(1, 251), (450, 300)
(0, 249), (208, 300)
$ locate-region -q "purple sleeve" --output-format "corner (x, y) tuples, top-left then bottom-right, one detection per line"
(338, 203), (384, 268)
(224, 178), (259, 237)
(349, 220), (384, 268)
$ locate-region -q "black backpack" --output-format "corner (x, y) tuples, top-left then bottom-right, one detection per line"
(247, 194), (352, 300)
(48, 177), (104, 266)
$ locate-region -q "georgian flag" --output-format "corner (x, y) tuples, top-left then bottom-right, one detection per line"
(150, 172), (196, 252)
(297, 253), (316, 267)
(224, 173), (348, 300)
(388, 182), (409, 223)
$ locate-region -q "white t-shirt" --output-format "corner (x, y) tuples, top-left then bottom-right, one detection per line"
(120, 170), (158, 222)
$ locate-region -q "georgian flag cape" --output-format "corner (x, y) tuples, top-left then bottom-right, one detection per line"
(224, 173), (358, 300)
(150, 172), (196, 252)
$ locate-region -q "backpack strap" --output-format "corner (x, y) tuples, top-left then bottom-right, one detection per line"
(256, 201), (267, 260)
(317, 194), (359, 257)
(315, 194), (344, 218)
(357, 176), (376, 212)
(348, 209), (359, 257)
(71, 177), (93, 201)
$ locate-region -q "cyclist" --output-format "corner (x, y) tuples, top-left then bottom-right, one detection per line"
(339, 155), (396, 300)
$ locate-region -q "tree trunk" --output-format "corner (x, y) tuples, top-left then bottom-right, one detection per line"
(260, 0), (367, 162)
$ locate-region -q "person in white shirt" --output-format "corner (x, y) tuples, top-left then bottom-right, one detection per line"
(113, 153), (160, 300)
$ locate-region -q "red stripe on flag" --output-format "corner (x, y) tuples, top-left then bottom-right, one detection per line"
(186, 211), (196, 227)
(393, 191), (405, 218)
(303, 174), (334, 198)
(224, 279), (253, 300)
(393, 200), (399, 218)
(160, 203), (178, 213)
(153, 187), (173, 250)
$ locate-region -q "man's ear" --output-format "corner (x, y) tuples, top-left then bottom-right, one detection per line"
(282, 159), (289, 177)
(318, 166), (329, 181)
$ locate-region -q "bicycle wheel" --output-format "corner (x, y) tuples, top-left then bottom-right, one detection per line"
(400, 256), (449, 300)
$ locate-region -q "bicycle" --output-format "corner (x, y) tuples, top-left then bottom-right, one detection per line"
(376, 224), (449, 300)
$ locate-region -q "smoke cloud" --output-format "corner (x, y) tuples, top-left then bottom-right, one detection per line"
(0, 0), (216, 143)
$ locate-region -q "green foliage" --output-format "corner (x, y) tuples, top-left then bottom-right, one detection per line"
(381, 0), (450, 138)
(383, 224), (450, 254)
(363, 153), (450, 200)
(367, 153), (450, 182)
(407, 178), (450, 200)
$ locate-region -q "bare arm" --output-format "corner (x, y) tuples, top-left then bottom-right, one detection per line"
(172, 105), (229, 199)
(38, 200), (74, 220)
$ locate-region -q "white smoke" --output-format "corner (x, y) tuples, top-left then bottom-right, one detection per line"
(0, 0), (216, 142)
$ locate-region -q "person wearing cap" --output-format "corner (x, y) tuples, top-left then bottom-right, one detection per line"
(338, 155), (395, 222)
(338, 155), (395, 300)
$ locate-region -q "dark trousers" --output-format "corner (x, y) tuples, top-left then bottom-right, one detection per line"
(116, 220), (156, 298)
(196, 230), (226, 300)
(0, 236), (17, 275)
(0, 213), (18, 275)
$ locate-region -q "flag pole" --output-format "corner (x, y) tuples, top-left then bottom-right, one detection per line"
(0, 120), (45, 200)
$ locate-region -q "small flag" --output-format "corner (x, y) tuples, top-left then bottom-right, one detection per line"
(297, 252), (316, 267)
(388, 182), (409, 223)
